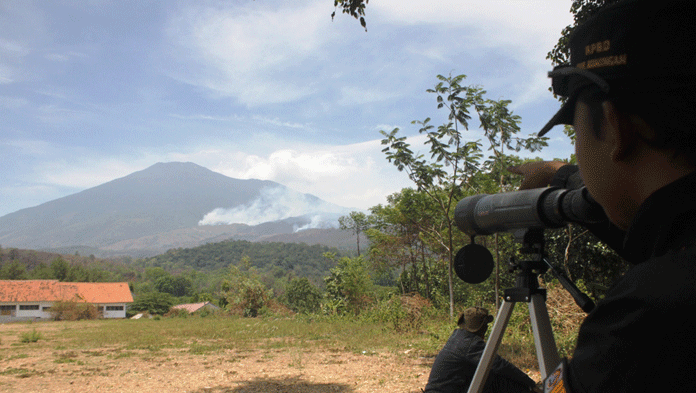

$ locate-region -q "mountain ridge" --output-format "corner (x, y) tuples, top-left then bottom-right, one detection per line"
(0, 162), (357, 257)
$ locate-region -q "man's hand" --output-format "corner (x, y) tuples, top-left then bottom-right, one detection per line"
(507, 161), (567, 190)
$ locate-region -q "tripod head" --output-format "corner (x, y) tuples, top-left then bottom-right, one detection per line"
(505, 228), (548, 303)
(512, 228), (595, 313)
(455, 227), (595, 313)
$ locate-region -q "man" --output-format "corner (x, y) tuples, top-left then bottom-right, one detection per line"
(424, 307), (538, 393)
(510, 1), (696, 392)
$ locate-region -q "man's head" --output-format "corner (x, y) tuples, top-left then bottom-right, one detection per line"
(540, 0), (696, 229)
(458, 307), (493, 337)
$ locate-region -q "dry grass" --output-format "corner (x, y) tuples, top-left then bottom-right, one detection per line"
(0, 318), (434, 392)
(0, 289), (586, 392)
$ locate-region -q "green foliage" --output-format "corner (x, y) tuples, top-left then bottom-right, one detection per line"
(338, 211), (370, 256)
(51, 258), (70, 281)
(50, 301), (101, 321)
(130, 292), (175, 315)
(362, 293), (433, 333)
(379, 73), (548, 316)
(0, 260), (27, 279)
(136, 240), (342, 285)
(20, 329), (42, 343)
(331, 0), (368, 30)
(155, 274), (193, 297)
(165, 308), (190, 319)
(29, 262), (54, 279)
(546, 0), (621, 67)
(324, 255), (374, 315)
(223, 265), (273, 317)
(285, 277), (323, 314)
(545, 225), (628, 300)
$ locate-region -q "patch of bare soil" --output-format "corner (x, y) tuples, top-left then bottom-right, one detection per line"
(0, 324), (433, 393)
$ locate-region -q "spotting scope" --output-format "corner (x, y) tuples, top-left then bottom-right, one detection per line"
(454, 187), (604, 236)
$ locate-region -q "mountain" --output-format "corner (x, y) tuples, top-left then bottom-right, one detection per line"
(0, 162), (357, 257)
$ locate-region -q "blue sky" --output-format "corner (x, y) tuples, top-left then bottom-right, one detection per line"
(0, 0), (575, 218)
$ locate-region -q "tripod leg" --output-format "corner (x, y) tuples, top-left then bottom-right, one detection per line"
(467, 300), (515, 393)
(528, 293), (560, 378)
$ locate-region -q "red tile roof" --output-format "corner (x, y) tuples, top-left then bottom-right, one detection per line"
(171, 301), (219, 313)
(0, 280), (133, 303)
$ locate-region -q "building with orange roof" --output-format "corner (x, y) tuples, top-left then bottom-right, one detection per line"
(0, 280), (133, 322)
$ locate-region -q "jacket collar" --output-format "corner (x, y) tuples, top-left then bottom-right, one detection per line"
(623, 170), (696, 264)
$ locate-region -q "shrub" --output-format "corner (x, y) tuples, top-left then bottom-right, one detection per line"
(224, 270), (273, 318)
(365, 293), (432, 332)
(164, 308), (189, 318)
(50, 301), (100, 321)
(20, 329), (42, 343)
(129, 292), (174, 315)
(285, 277), (322, 314)
(324, 256), (374, 315)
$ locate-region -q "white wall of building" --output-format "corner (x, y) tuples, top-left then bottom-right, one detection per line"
(0, 301), (129, 321)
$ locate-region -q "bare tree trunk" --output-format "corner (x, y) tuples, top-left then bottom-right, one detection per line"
(448, 226), (455, 317)
(422, 244), (430, 300)
(564, 224), (573, 280)
(494, 233), (500, 313)
(356, 232), (361, 256)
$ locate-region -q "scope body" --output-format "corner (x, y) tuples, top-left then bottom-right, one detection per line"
(454, 187), (603, 236)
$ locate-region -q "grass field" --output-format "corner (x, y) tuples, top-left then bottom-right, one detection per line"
(0, 287), (583, 392)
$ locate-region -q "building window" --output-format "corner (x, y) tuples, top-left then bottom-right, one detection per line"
(105, 305), (124, 311)
(0, 305), (15, 315)
(19, 305), (40, 311)
(42, 306), (51, 311)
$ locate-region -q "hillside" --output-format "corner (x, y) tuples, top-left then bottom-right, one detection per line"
(0, 239), (350, 287)
(0, 162), (356, 256)
(134, 239), (348, 283)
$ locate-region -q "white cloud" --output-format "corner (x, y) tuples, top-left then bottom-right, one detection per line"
(370, 0), (572, 111)
(0, 95), (28, 109)
(372, 0), (571, 39)
(337, 86), (402, 106)
(251, 115), (310, 130)
(166, 0), (337, 106)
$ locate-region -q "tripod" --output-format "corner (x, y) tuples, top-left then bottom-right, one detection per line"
(466, 229), (593, 393)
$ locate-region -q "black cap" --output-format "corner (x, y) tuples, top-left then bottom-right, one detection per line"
(539, 0), (696, 136)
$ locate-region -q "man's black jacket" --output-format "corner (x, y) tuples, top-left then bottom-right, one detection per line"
(424, 328), (535, 392)
(551, 166), (696, 392)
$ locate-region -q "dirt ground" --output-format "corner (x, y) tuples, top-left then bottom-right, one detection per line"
(0, 322), (434, 393)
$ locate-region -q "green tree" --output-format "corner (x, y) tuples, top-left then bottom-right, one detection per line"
(50, 258), (70, 281)
(130, 292), (175, 315)
(0, 260), (27, 280)
(285, 277), (323, 314)
(144, 267), (169, 282)
(324, 254), (373, 315)
(367, 189), (437, 299)
(380, 74), (546, 316)
(29, 262), (54, 279)
(338, 211), (370, 256)
(155, 275), (193, 297)
(222, 264), (272, 317)
(331, 0), (368, 30)
(66, 264), (89, 282)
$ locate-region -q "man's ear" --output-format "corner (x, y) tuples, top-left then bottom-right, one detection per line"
(602, 101), (639, 163)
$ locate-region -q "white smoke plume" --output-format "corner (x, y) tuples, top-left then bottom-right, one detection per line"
(198, 186), (351, 228)
(292, 214), (339, 232)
